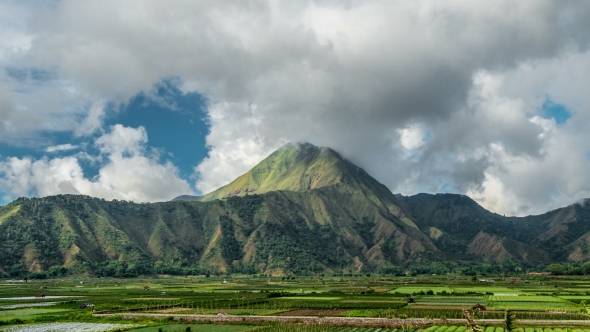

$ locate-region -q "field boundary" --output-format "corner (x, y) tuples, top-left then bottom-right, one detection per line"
(94, 313), (590, 327)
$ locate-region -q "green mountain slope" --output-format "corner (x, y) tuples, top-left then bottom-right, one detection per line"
(176, 143), (404, 213)
(0, 187), (434, 276)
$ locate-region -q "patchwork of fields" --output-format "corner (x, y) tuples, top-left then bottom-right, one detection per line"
(1, 275), (590, 330)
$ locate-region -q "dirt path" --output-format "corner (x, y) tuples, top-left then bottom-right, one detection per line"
(94, 313), (590, 327)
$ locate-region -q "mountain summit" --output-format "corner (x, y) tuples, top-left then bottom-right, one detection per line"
(175, 142), (400, 209)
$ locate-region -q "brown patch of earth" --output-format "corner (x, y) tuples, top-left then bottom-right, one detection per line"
(277, 309), (349, 316)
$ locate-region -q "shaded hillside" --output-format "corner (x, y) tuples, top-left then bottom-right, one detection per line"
(399, 194), (590, 263)
(518, 199), (590, 262)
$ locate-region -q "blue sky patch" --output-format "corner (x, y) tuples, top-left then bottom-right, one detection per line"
(542, 97), (570, 124)
(104, 81), (209, 179)
(5, 67), (57, 84)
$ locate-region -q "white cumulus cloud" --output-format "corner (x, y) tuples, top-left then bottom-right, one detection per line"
(0, 125), (193, 202)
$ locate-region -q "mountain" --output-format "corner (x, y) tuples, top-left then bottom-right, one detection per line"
(0, 143), (436, 277)
(174, 142), (402, 207)
(1, 142), (590, 277)
(398, 194), (590, 264)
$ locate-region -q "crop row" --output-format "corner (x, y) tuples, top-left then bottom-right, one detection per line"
(487, 297), (563, 303)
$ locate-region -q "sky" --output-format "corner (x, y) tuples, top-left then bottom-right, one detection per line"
(1, 0), (590, 216)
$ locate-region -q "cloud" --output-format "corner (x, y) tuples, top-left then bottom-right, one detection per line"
(398, 123), (429, 152)
(45, 143), (79, 153)
(1, 1), (590, 214)
(0, 125), (193, 202)
(75, 102), (106, 137)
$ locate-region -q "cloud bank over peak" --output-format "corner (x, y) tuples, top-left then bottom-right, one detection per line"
(1, 1), (590, 214)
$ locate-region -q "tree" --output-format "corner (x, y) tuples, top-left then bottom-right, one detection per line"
(47, 265), (68, 277)
(546, 263), (565, 275)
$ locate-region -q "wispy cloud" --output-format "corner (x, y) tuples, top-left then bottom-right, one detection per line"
(44, 144), (79, 153)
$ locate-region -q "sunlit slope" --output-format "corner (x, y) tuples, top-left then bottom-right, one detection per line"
(177, 143), (405, 214)
(202, 142), (350, 200)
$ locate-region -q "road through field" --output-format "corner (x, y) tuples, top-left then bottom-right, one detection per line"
(94, 313), (590, 327)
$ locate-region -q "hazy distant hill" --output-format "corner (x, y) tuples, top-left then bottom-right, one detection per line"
(1, 142), (589, 277)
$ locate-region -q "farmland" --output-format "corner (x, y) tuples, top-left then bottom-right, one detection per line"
(1, 274), (590, 331)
